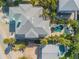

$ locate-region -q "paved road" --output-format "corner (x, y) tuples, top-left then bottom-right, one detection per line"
(0, 34), (8, 59)
(0, 18), (9, 48)
(0, 10), (9, 59)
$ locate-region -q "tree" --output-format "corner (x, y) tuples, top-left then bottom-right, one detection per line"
(3, 38), (16, 44)
(13, 43), (26, 51)
(14, 0), (22, 6)
(19, 56), (27, 59)
(63, 34), (79, 58)
(30, 0), (36, 6)
(74, 34), (79, 41)
(19, 56), (32, 59)
(28, 0), (39, 6)
(29, 0), (57, 22)
(67, 20), (78, 27)
(66, 20), (78, 34)
(59, 37), (71, 46)
(40, 39), (48, 45)
(19, 44), (26, 50)
(38, 0), (57, 21)
(0, 0), (4, 7)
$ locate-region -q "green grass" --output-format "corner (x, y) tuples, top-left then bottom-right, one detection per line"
(60, 57), (66, 59)
(69, 54), (74, 59)
(60, 54), (74, 59)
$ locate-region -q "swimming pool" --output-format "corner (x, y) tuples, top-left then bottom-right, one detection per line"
(54, 25), (63, 32)
(59, 45), (65, 55)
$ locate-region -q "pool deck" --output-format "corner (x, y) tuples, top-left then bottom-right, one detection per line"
(45, 29), (64, 38)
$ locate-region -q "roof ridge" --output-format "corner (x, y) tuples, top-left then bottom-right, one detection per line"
(74, 0), (79, 9)
(25, 28), (38, 38)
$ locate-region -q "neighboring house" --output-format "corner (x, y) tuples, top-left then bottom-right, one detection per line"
(9, 4), (51, 42)
(58, 0), (79, 20)
(39, 45), (60, 59)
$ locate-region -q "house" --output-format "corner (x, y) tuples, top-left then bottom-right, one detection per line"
(39, 45), (60, 59)
(9, 4), (51, 42)
(58, 0), (79, 20)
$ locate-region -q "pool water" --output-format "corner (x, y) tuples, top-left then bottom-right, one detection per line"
(59, 45), (65, 55)
(54, 25), (63, 32)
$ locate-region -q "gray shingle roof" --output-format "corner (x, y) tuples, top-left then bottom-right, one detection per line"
(16, 20), (48, 38)
(19, 4), (32, 12)
(9, 4), (51, 39)
(34, 27), (47, 35)
(16, 20), (34, 34)
(25, 28), (38, 38)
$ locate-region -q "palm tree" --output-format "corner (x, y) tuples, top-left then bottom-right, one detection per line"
(29, 0), (39, 6)
(38, 0), (57, 21)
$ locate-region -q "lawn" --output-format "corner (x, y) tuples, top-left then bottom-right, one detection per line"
(60, 54), (74, 59)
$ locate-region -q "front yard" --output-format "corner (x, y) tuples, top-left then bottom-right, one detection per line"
(60, 54), (79, 59)
(7, 43), (38, 59)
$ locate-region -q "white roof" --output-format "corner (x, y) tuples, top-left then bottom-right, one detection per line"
(59, 0), (79, 11)
(42, 45), (59, 59)
(42, 45), (59, 53)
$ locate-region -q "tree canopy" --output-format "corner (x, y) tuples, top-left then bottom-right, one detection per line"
(3, 38), (16, 44)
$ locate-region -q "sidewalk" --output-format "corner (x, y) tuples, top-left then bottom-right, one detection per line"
(0, 45), (8, 59)
(0, 9), (9, 59)
(0, 21), (9, 38)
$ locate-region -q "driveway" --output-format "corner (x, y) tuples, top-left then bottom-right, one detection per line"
(24, 45), (37, 59)
(7, 44), (38, 59)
